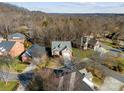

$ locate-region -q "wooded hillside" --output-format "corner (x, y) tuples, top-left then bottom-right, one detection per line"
(0, 3), (124, 46)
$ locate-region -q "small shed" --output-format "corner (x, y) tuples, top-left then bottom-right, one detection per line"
(21, 44), (46, 62)
(52, 41), (72, 56)
(8, 33), (25, 43)
(0, 41), (24, 57)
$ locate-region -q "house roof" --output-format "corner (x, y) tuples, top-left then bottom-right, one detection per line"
(52, 41), (72, 52)
(88, 38), (97, 46)
(36, 67), (94, 91)
(0, 41), (16, 52)
(81, 36), (97, 46)
(8, 33), (25, 39)
(0, 35), (3, 39)
(25, 44), (46, 58)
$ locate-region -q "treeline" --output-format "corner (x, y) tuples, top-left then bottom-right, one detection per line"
(0, 3), (124, 46)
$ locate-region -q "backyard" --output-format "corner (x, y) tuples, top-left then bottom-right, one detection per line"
(0, 81), (18, 91)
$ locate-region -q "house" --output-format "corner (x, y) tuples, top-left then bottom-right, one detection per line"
(81, 36), (100, 50)
(33, 67), (94, 91)
(119, 40), (124, 46)
(21, 44), (46, 62)
(94, 45), (108, 57)
(0, 35), (5, 42)
(0, 41), (24, 57)
(8, 33), (25, 43)
(61, 46), (73, 66)
(52, 41), (72, 56)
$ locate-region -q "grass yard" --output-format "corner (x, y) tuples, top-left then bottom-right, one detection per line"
(12, 62), (28, 73)
(0, 81), (18, 91)
(72, 48), (94, 59)
(39, 58), (63, 69)
(92, 76), (103, 88)
(9, 57), (28, 73)
(102, 41), (113, 47)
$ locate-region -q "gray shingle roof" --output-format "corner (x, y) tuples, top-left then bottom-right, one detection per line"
(52, 41), (72, 54)
(25, 44), (46, 58)
(8, 33), (25, 39)
(0, 35), (3, 39)
(88, 38), (97, 46)
(81, 36), (97, 46)
(0, 41), (16, 52)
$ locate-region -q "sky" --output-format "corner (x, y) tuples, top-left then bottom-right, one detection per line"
(9, 2), (124, 13)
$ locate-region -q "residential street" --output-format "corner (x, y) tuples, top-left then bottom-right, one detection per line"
(101, 43), (123, 57)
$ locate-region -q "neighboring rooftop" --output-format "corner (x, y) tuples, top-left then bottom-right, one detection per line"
(52, 41), (72, 53)
(8, 33), (25, 39)
(33, 67), (94, 91)
(0, 41), (16, 52)
(25, 44), (46, 58)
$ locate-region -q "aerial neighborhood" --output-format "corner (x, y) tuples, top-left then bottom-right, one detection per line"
(0, 2), (124, 91)
(0, 31), (124, 91)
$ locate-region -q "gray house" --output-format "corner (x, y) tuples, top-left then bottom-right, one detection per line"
(21, 44), (46, 62)
(52, 41), (72, 56)
(81, 36), (99, 50)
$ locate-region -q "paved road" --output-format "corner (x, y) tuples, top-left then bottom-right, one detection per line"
(17, 60), (39, 91)
(101, 43), (123, 57)
(0, 71), (18, 81)
(17, 63), (36, 91)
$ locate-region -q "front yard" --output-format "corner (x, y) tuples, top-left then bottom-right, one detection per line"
(72, 48), (95, 59)
(0, 81), (18, 91)
(103, 57), (124, 74)
(6, 58), (28, 73)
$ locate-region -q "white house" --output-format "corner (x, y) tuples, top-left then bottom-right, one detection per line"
(52, 41), (72, 56)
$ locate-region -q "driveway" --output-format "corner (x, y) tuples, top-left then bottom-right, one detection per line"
(17, 59), (40, 91)
(101, 43), (123, 57)
(0, 71), (18, 81)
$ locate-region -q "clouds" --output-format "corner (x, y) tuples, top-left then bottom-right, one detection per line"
(9, 2), (124, 13)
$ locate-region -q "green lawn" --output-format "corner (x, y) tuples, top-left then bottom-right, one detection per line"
(0, 81), (18, 91)
(102, 41), (113, 47)
(8, 57), (28, 73)
(92, 76), (103, 88)
(72, 48), (94, 59)
(12, 62), (28, 73)
(39, 58), (63, 69)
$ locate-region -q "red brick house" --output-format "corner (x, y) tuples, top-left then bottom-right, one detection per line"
(0, 41), (25, 57)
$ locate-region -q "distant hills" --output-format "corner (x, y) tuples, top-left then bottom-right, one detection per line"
(0, 2), (124, 46)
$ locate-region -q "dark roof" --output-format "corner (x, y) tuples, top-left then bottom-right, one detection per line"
(25, 44), (46, 58)
(82, 36), (87, 43)
(0, 41), (16, 52)
(88, 38), (97, 46)
(0, 35), (3, 39)
(36, 68), (94, 91)
(8, 33), (25, 39)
